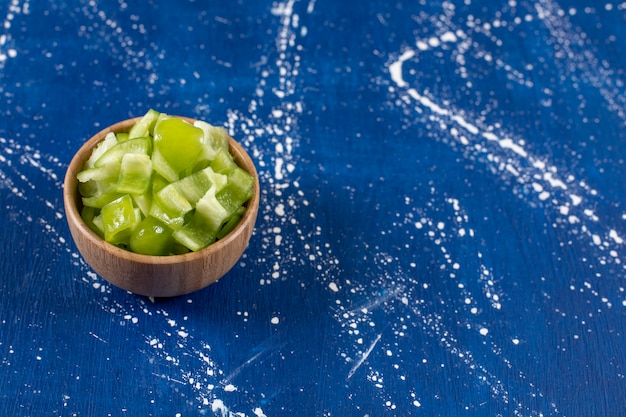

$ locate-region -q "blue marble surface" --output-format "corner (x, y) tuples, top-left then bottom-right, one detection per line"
(1, 0), (625, 415)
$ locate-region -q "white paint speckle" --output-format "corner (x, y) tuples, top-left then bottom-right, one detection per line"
(440, 31), (457, 42)
(570, 194), (582, 206)
(253, 408), (268, 417)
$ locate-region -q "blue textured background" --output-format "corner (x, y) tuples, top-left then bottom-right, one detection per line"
(1, 0), (625, 415)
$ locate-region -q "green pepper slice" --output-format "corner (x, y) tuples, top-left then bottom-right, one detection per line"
(129, 216), (174, 256)
(100, 194), (140, 245)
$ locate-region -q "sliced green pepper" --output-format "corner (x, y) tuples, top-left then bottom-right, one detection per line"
(81, 206), (104, 238)
(128, 108), (160, 139)
(129, 215), (174, 256)
(100, 194), (140, 245)
(153, 184), (193, 219)
(153, 117), (204, 179)
(216, 206), (246, 239)
(148, 199), (185, 230)
(151, 146), (179, 183)
(84, 132), (118, 169)
(77, 111), (255, 254)
(194, 120), (230, 161)
(172, 215), (217, 252)
(209, 148), (236, 175)
(195, 187), (229, 232)
(115, 153), (153, 195)
(216, 166), (255, 214)
(82, 190), (126, 209)
(94, 137), (152, 168)
(76, 163), (119, 184)
(132, 193), (152, 218)
(170, 166), (224, 205)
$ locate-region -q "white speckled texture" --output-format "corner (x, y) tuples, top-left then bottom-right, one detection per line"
(1, 0), (625, 415)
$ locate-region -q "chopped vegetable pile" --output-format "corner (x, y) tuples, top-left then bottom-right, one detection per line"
(77, 109), (255, 255)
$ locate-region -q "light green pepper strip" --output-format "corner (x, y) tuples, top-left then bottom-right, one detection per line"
(153, 117), (204, 178)
(82, 191), (126, 209)
(172, 216), (217, 252)
(216, 206), (246, 239)
(216, 166), (255, 214)
(129, 216), (174, 256)
(195, 186), (229, 232)
(115, 132), (130, 143)
(78, 176), (116, 198)
(173, 186), (229, 251)
(81, 206), (104, 238)
(116, 153), (153, 195)
(153, 185), (193, 219)
(131, 193), (152, 218)
(128, 109), (160, 139)
(193, 120), (230, 161)
(148, 200), (185, 230)
(151, 173), (169, 194)
(94, 137), (152, 168)
(207, 168), (228, 192)
(100, 194), (140, 245)
(151, 146), (179, 183)
(84, 132), (117, 169)
(170, 166), (223, 205)
(92, 213), (105, 235)
(76, 162), (119, 183)
(209, 148), (236, 175)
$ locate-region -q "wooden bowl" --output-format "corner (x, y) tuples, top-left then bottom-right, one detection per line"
(63, 117), (260, 297)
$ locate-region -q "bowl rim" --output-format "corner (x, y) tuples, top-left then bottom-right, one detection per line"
(63, 116), (260, 265)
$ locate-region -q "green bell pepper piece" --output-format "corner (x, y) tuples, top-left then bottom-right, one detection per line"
(170, 166), (226, 206)
(148, 199), (185, 230)
(195, 186), (229, 232)
(216, 166), (255, 214)
(115, 132), (130, 143)
(153, 184), (193, 219)
(193, 120), (230, 161)
(82, 190), (126, 209)
(94, 137), (152, 168)
(153, 117), (204, 180)
(129, 215), (174, 256)
(84, 132), (117, 169)
(209, 148), (236, 175)
(100, 194), (140, 245)
(216, 206), (246, 239)
(172, 215), (217, 252)
(131, 193), (152, 218)
(115, 153), (153, 195)
(81, 206), (104, 238)
(128, 109), (160, 139)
